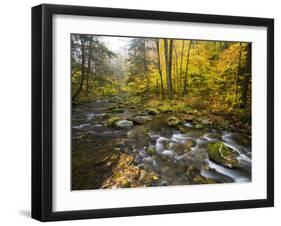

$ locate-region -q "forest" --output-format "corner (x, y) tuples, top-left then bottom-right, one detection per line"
(71, 34), (252, 190)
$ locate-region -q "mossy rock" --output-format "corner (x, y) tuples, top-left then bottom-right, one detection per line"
(107, 116), (120, 127)
(145, 146), (156, 156)
(131, 115), (152, 124)
(207, 142), (239, 168)
(200, 118), (212, 125)
(145, 108), (159, 115)
(182, 114), (195, 122)
(166, 117), (181, 127)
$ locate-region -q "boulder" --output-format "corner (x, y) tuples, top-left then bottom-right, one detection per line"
(166, 116), (181, 127)
(131, 115), (152, 124)
(183, 114), (195, 122)
(201, 118), (212, 125)
(158, 104), (173, 113)
(196, 117), (213, 125)
(145, 108), (159, 115)
(107, 116), (120, 127)
(207, 142), (239, 168)
(161, 150), (174, 158)
(115, 120), (133, 129)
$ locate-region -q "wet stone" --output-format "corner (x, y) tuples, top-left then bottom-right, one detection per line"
(131, 115), (152, 124)
(166, 117), (181, 127)
(207, 142), (239, 168)
(115, 120), (133, 129)
(145, 108), (159, 115)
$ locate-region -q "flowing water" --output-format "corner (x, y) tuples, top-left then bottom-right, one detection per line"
(72, 96), (252, 189)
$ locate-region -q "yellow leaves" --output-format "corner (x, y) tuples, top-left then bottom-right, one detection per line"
(101, 153), (159, 189)
(152, 175), (159, 180)
(217, 43), (241, 75)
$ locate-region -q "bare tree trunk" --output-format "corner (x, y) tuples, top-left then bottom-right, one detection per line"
(179, 40), (185, 99)
(173, 45), (179, 96)
(173, 43), (178, 96)
(72, 36), (85, 101)
(241, 43), (252, 108)
(164, 39), (173, 99)
(155, 39), (165, 99)
(169, 39), (173, 98)
(182, 40), (192, 96)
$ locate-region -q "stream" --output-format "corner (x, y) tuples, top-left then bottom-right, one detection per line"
(72, 95), (252, 190)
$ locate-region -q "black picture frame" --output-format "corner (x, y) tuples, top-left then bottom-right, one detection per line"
(32, 3), (274, 222)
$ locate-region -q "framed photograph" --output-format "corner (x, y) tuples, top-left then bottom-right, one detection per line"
(32, 4), (274, 221)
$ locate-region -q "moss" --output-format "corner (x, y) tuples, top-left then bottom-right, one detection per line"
(158, 102), (173, 113)
(166, 116), (181, 127)
(123, 95), (142, 106)
(107, 116), (120, 127)
(131, 115), (152, 124)
(174, 102), (189, 113)
(207, 142), (239, 168)
(145, 146), (156, 156)
(145, 108), (159, 115)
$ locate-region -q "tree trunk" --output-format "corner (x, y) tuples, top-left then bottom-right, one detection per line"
(179, 40), (185, 98)
(182, 40), (192, 96)
(169, 39), (173, 98)
(155, 39), (165, 99)
(155, 79), (159, 94)
(173, 43), (178, 96)
(164, 39), (173, 99)
(241, 43), (252, 108)
(72, 36), (85, 101)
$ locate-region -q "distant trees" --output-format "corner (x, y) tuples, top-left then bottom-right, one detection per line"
(127, 38), (151, 93)
(72, 34), (86, 101)
(71, 34), (116, 102)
